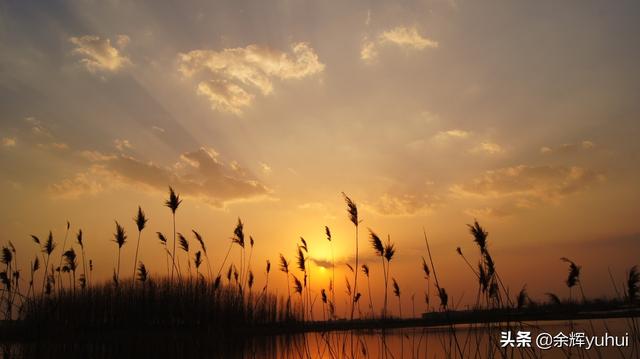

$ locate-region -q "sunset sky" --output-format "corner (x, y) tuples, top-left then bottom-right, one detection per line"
(1, 0), (639, 315)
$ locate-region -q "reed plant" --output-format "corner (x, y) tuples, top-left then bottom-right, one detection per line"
(112, 221), (127, 287)
(76, 230), (88, 288)
(132, 206), (148, 286)
(342, 193), (360, 320)
(165, 187), (182, 282)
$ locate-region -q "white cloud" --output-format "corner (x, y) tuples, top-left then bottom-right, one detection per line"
(178, 42), (325, 114)
(361, 26), (438, 63)
(69, 35), (131, 73)
(379, 26), (439, 50)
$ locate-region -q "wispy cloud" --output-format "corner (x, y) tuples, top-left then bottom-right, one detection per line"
(540, 140), (595, 155)
(360, 38), (378, 62)
(49, 167), (106, 199)
(380, 26), (439, 50)
(69, 35), (131, 73)
(37, 142), (69, 151)
(178, 42), (325, 114)
(24, 117), (52, 138)
(366, 192), (439, 216)
(361, 26), (438, 62)
(259, 162), (272, 175)
(433, 129), (471, 142)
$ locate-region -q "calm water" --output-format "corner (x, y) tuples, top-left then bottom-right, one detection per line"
(2, 318), (638, 358)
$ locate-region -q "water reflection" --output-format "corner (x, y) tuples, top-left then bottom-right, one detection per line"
(2, 319), (636, 358)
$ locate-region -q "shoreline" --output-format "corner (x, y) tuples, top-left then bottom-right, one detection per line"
(2, 308), (638, 342)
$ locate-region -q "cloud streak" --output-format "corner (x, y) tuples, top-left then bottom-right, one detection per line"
(540, 140), (595, 155)
(361, 26), (438, 62)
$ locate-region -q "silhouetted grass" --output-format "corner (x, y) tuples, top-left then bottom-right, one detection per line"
(20, 277), (295, 336)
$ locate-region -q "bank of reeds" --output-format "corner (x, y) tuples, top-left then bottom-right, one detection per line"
(20, 277), (288, 335)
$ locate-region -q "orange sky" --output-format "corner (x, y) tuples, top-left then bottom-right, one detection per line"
(1, 1), (639, 317)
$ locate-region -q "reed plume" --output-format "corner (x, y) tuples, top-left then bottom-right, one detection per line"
(157, 232), (170, 277)
(342, 192), (360, 320)
(561, 257), (580, 303)
(292, 275), (303, 295)
(57, 221), (70, 292)
(247, 270), (254, 290)
(165, 186), (182, 282)
(296, 242), (309, 319)
(384, 235), (395, 317)
(279, 254), (291, 317)
(132, 206), (148, 285)
(321, 288), (328, 320)
(546, 292), (561, 306)
(516, 285), (528, 309)
(113, 221), (127, 287)
(76, 229), (88, 288)
(392, 278), (401, 317)
(41, 231), (56, 296)
(62, 248), (77, 294)
(438, 287), (448, 309)
(137, 262), (148, 283)
(232, 218), (246, 290)
(325, 225), (336, 314)
(192, 230), (212, 280)
(369, 229), (387, 318)
(362, 264), (374, 317)
(26, 256), (38, 299)
(178, 233), (190, 280)
(194, 251), (202, 280)
(468, 220), (488, 254)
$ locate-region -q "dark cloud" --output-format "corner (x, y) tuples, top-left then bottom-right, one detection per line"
(455, 164), (605, 217)
(50, 147), (271, 207)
